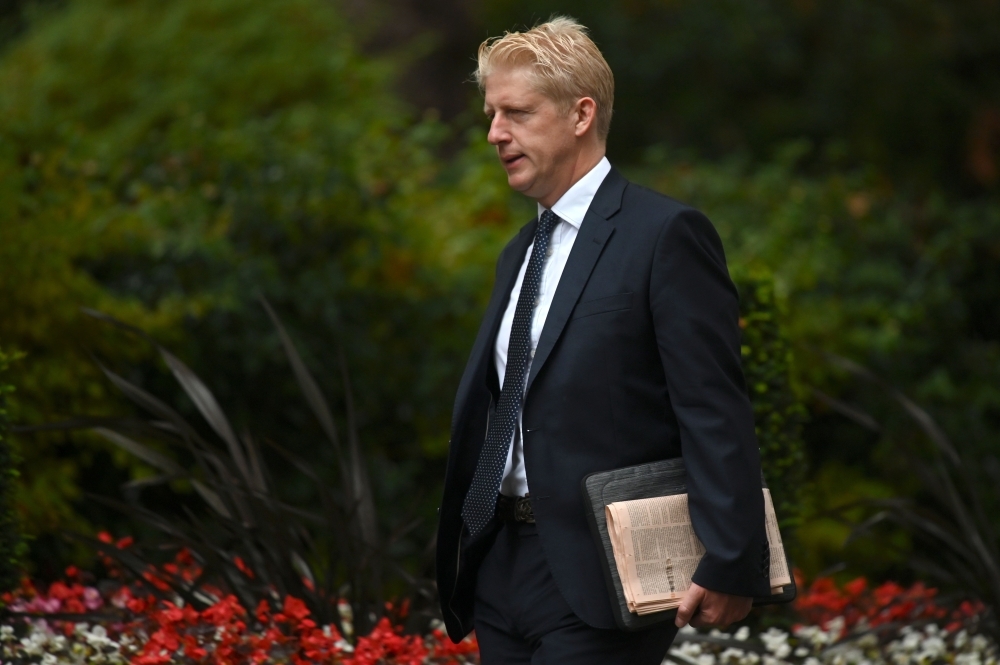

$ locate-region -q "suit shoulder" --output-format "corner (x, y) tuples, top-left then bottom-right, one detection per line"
(619, 181), (714, 235)
(622, 180), (695, 218)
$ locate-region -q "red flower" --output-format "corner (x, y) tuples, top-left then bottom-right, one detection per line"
(844, 577), (867, 598)
(282, 595), (312, 625)
(234, 556), (255, 579)
(793, 572), (980, 633)
(202, 594), (247, 626)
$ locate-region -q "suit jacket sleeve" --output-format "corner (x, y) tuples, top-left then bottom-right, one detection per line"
(649, 207), (771, 597)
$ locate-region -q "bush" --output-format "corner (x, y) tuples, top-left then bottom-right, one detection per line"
(0, 346), (25, 593)
(0, 0), (520, 561)
(634, 148), (1000, 578)
(733, 271), (807, 532)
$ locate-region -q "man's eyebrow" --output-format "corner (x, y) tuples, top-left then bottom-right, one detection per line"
(484, 102), (533, 115)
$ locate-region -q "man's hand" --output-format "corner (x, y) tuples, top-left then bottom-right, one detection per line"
(674, 583), (752, 629)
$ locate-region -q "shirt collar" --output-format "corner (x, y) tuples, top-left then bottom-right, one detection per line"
(537, 156), (612, 229)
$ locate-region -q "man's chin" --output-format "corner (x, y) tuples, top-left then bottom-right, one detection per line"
(505, 173), (535, 194)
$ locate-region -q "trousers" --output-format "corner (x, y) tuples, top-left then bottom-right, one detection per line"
(474, 521), (677, 665)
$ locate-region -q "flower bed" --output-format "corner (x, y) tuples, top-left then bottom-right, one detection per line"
(667, 575), (998, 665)
(0, 535), (479, 664)
(670, 621), (996, 665)
(0, 549), (993, 665)
(1, 582), (477, 665)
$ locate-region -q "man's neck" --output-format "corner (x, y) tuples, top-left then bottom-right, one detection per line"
(537, 146), (606, 209)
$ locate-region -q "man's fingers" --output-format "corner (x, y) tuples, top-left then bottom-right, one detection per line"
(680, 587), (752, 628)
(674, 584), (706, 628)
(674, 601), (695, 628)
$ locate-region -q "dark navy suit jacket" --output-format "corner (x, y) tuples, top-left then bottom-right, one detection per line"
(436, 167), (771, 641)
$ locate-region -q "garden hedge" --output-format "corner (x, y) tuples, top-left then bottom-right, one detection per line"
(733, 271), (807, 532)
(0, 346), (25, 592)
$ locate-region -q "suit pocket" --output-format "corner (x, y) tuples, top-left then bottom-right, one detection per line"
(571, 292), (633, 320)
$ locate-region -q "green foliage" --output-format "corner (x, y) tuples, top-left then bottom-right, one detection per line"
(3, 0), (999, 588)
(480, 0), (1000, 192)
(794, 462), (906, 579)
(822, 353), (1000, 623)
(54, 307), (402, 635)
(632, 146), (1000, 576)
(637, 146), (1000, 460)
(732, 271), (807, 533)
(0, 0), (521, 555)
(0, 347), (27, 592)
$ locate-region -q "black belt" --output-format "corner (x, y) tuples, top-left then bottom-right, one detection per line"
(496, 494), (535, 523)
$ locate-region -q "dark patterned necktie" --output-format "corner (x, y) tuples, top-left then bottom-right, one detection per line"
(461, 209), (560, 538)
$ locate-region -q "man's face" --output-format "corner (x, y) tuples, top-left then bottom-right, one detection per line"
(483, 67), (579, 203)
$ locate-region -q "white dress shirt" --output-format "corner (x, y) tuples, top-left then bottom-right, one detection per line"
(495, 156), (612, 497)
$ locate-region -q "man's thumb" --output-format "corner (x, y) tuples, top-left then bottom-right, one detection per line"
(674, 586), (703, 628)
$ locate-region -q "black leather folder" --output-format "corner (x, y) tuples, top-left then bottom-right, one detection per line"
(581, 457), (797, 631)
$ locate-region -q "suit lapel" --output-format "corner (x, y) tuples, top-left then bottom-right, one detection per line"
(525, 168), (627, 396)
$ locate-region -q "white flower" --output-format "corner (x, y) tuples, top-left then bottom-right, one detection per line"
(698, 653), (717, 665)
(825, 617), (846, 641)
(677, 641), (703, 657)
(711, 629), (733, 640)
(720, 648), (746, 663)
(920, 636), (946, 658)
(795, 625), (822, 645)
(901, 632), (922, 651)
(760, 628), (789, 655)
(955, 653), (982, 665)
(21, 635), (44, 656)
(735, 627), (751, 642)
(795, 647), (810, 657)
(804, 658), (822, 665)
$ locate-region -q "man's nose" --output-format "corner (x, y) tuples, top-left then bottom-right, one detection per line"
(487, 116), (509, 145)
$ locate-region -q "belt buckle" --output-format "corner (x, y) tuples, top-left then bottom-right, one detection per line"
(515, 497), (535, 523)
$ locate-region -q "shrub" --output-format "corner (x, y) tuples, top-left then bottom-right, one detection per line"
(0, 0), (520, 552)
(0, 346), (25, 593)
(733, 271), (807, 531)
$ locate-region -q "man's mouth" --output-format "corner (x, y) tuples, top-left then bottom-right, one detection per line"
(502, 154), (525, 168)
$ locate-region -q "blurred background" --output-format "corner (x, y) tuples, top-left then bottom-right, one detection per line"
(1, 0), (999, 626)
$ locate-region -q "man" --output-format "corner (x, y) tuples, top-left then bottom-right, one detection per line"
(436, 17), (772, 664)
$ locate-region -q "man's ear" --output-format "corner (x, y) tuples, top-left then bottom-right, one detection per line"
(573, 97), (598, 138)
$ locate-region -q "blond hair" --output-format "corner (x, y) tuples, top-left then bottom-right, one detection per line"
(475, 16), (614, 140)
